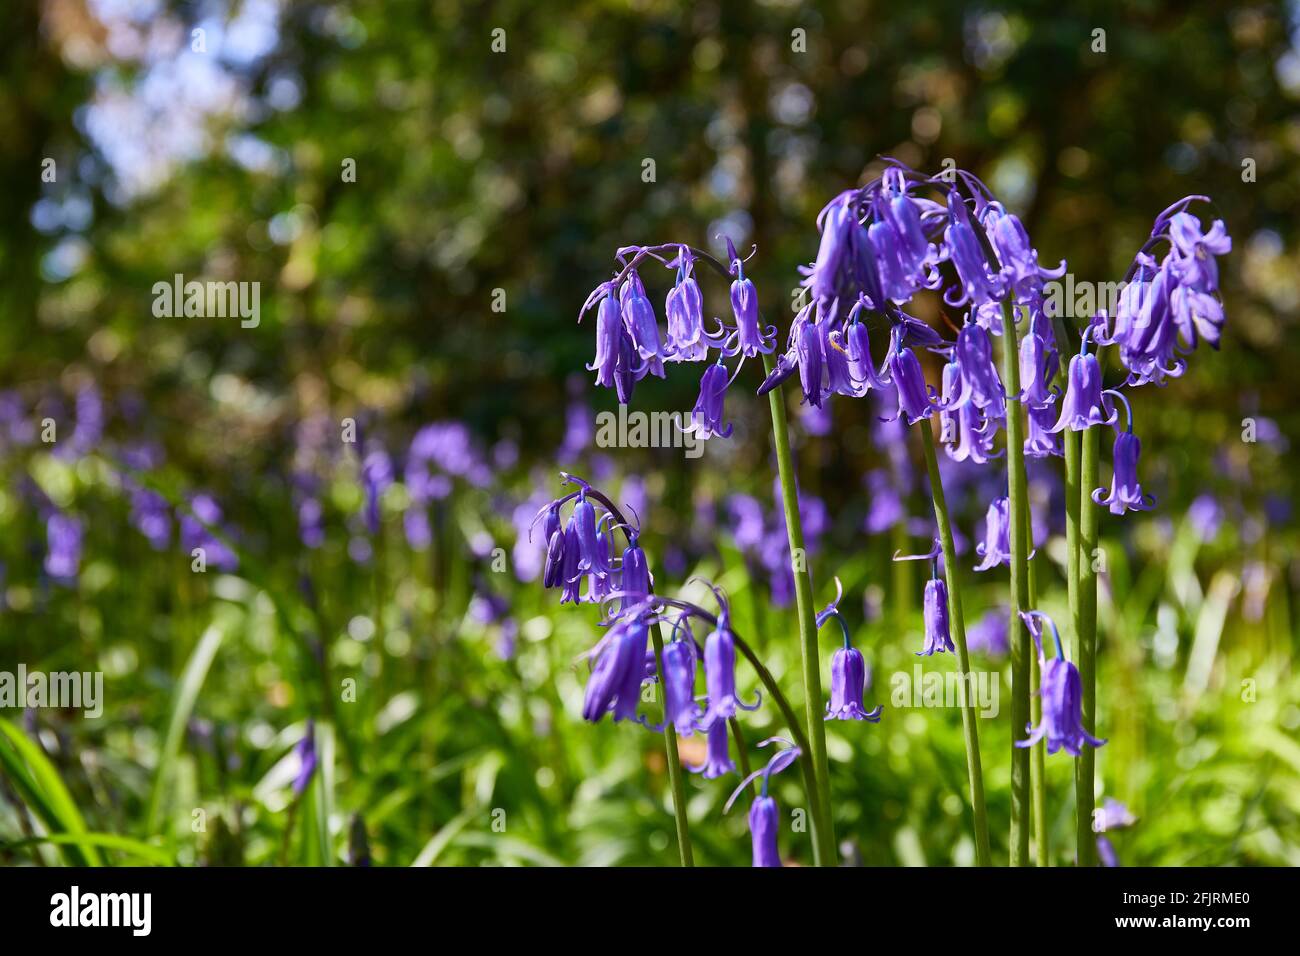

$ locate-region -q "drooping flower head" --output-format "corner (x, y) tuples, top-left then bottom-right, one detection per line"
(974, 496), (1012, 572)
(818, 579), (883, 722)
(1018, 331), (1059, 410)
(1092, 390), (1155, 515)
(1100, 198), (1231, 387)
(682, 362), (734, 439)
(892, 539), (954, 657)
(919, 576), (955, 657)
(688, 718), (737, 779)
(985, 202), (1067, 305)
(702, 597), (760, 726)
(664, 245), (707, 359)
(725, 738), (802, 868)
(887, 338), (938, 425)
(1016, 611), (1106, 756)
(581, 615), (650, 724)
(1051, 323), (1117, 432)
(535, 474), (646, 608)
(951, 323), (1006, 415)
(658, 636), (703, 736)
(728, 239), (774, 358)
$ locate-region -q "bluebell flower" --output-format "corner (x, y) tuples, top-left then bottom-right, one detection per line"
(558, 522), (584, 605)
(572, 495), (612, 579)
(659, 639), (703, 736)
(1093, 430), (1154, 515)
(944, 193), (1006, 308)
(795, 313), (824, 408)
(1096, 835), (1120, 867)
(805, 193), (856, 305)
(974, 496), (1012, 571)
(587, 290), (621, 390)
(726, 739), (802, 868)
(618, 539), (652, 611)
(985, 203), (1066, 303)
(664, 246), (707, 359)
(1051, 328), (1117, 432)
(822, 323), (859, 398)
(1093, 797), (1137, 832)
(844, 316), (890, 393)
(951, 323), (1005, 414)
(703, 611), (760, 725)
(44, 512), (82, 583)
(726, 243), (776, 357)
(1024, 403), (1062, 459)
(919, 577), (954, 656)
(819, 582), (883, 721)
(620, 271), (666, 369)
(1167, 211), (1231, 294)
(613, 324), (643, 405)
(682, 362), (734, 439)
(940, 364), (1002, 465)
(292, 720), (318, 797)
(689, 719), (736, 778)
(748, 796), (781, 867)
(582, 617), (650, 723)
(1016, 611), (1106, 756)
(886, 343), (937, 425)
(1018, 332), (1059, 409)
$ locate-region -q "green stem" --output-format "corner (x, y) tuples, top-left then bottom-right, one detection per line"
(649, 621), (694, 866)
(761, 352), (836, 867)
(918, 418), (992, 866)
(1065, 422), (1085, 867)
(1027, 523), (1048, 867)
(732, 632), (824, 863)
(999, 301), (1033, 866)
(728, 717), (757, 797)
(1077, 423), (1101, 866)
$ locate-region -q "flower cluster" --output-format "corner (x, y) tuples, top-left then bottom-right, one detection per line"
(768, 164), (1065, 444)
(1098, 198), (1232, 387)
(578, 241), (776, 436)
(535, 473), (649, 607)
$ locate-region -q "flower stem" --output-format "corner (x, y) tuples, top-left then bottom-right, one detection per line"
(761, 351), (836, 867)
(1026, 517), (1048, 867)
(918, 417), (992, 866)
(649, 621), (694, 866)
(732, 631), (825, 865)
(999, 301), (1033, 866)
(1076, 423), (1101, 866)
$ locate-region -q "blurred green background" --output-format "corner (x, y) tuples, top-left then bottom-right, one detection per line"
(0, 0), (1296, 866)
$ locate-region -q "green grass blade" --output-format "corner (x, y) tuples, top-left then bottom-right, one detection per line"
(0, 718), (102, 866)
(145, 623), (225, 836)
(1, 832), (174, 866)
